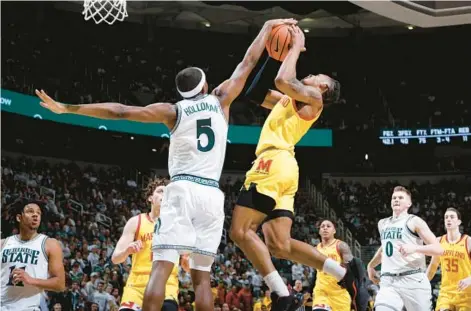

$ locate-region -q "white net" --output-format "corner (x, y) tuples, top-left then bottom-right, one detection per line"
(83, 0), (128, 25)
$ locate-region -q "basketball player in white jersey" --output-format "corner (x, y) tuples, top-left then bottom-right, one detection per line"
(36, 17), (297, 311)
(367, 186), (444, 311)
(1, 200), (65, 311)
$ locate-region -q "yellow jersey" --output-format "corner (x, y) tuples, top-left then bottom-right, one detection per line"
(439, 234), (471, 293)
(129, 213), (179, 300)
(314, 239), (345, 293)
(255, 95), (322, 157)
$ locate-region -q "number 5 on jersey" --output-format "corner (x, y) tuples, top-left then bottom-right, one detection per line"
(196, 118), (214, 152)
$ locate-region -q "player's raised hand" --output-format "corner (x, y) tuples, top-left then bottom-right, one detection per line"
(265, 18), (297, 28)
(11, 268), (33, 286)
(398, 243), (417, 256)
(458, 276), (471, 291)
(126, 240), (143, 254)
(287, 26), (306, 52)
(35, 89), (67, 114)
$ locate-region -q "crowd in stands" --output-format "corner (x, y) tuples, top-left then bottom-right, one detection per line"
(323, 178), (471, 246)
(3, 152), (469, 310)
(1, 155), (320, 311)
(2, 3), (470, 311)
(2, 2), (469, 133)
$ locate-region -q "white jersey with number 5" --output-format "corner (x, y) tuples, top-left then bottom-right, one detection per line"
(168, 94), (228, 181)
(379, 214), (426, 274)
(1, 234), (49, 311)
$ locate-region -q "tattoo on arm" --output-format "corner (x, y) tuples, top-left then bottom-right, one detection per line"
(338, 241), (354, 263)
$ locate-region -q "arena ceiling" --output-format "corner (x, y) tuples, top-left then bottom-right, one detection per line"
(56, 1), (471, 36)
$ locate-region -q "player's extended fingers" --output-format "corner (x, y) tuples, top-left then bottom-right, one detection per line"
(35, 89), (43, 98)
(136, 240), (143, 248)
(41, 90), (53, 102)
(283, 18), (297, 25)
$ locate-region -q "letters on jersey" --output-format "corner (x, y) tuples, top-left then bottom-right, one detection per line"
(379, 215), (426, 274)
(2, 248), (40, 265)
(1, 234), (49, 311)
(168, 94), (228, 182)
(439, 234), (471, 291)
(182, 101), (222, 117)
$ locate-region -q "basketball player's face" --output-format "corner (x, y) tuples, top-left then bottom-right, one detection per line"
(302, 74), (332, 89)
(444, 211), (461, 230)
(391, 191), (411, 213)
(319, 221), (336, 239)
(149, 185), (165, 206)
(17, 204), (42, 230)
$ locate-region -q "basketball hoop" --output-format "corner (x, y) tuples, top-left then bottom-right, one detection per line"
(83, 0), (128, 25)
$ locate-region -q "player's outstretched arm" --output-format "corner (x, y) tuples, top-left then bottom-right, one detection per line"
(35, 89), (176, 127)
(11, 238), (66, 291)
(213, 18), (297, 108)
(112, 216), (141, 264)
(403, 217), (444, 256)
(274, 26), (322, 112)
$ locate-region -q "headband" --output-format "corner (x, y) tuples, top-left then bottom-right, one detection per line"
(177, 68), (206, 98)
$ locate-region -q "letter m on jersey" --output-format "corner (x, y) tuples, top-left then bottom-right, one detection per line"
(256, 159), (273, 174)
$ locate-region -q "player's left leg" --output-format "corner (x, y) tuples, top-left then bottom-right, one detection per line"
(188, 254), (216, 311)
(142, 251), (179, 311)
(400, 274), (433, 311)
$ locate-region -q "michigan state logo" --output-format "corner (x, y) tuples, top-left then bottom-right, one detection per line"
(154, 218), (162, 235)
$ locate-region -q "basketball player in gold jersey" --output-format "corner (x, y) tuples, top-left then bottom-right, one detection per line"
(312, 220), (352, 311)
(112, 178), (188, 311)
(230, 25), (368, 311)
(426, 208), (471, 311)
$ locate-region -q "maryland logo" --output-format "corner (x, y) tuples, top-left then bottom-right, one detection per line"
(255, 158), (273, 174)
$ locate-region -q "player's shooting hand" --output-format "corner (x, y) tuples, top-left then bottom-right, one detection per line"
(265, 18), (297, 28)
(458, 276), (471, 291)
(398, 244), (417, 256)
(367, 266), (380, 285)
(287, 26), (306, 52)
(126, 240), (143, 254)
(11, 268), (33, 286)
(35, 89), (67, 114)
(181, 254), (190, 273)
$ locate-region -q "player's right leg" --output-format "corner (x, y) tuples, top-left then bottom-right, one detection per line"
(142, 254), (178, 311)
(230, 153), (302, 311)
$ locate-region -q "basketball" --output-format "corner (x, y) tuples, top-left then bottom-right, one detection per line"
(266, 24), (292, 62)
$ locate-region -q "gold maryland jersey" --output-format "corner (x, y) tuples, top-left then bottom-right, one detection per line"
(314, 239), (345, 293)
(131, 213), (155, 274)
(127, 213), (179, 300)
(255, 95), (322, 157)
(439, 234), (471, 293)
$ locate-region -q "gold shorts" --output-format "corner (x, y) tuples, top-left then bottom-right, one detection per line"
(237, 149), (298, 216)
(120, 273), (178, 310)
(436, 289), (471, 311)
(312, 288), (351, 311)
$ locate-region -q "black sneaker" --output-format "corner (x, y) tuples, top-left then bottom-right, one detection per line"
(338, 259), (369, 311)
(270, 292), (303, 311)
